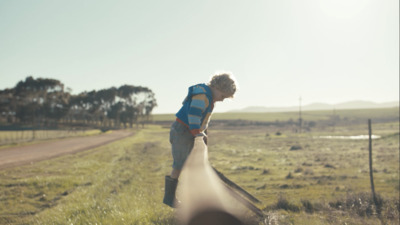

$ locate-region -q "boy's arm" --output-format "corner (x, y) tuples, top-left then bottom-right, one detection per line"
(188, 94), (209, 136)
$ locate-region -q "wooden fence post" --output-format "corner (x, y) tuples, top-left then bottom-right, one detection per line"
(368, 119), (380, 214)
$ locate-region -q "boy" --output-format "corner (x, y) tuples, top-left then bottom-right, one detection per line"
(163, 72), (237, 208)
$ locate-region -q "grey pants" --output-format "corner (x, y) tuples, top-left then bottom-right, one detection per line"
(169, 121), (194, 170)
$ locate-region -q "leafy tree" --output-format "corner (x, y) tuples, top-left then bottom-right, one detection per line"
(14, 76), (67, 125)
(0, 76), (157, 129)
(117, 85), (157, 127)
(107, 101), (124, 128)
(0, 88), (16, 123)
(95, 88), (117, 125)
(68, 92), (90, 122)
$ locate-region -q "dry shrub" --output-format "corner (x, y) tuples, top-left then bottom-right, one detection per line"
(274, 195), (300, 212)
(285, 172), (293, 179)
(329, 192), (383, 217)
(380, 197), (400, 220)
(301, 199), (315, 213)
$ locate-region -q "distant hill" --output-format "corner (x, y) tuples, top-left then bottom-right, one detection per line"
(230, 101), (399, 113)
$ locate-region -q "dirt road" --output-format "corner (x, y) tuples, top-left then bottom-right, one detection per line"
(0, 130), (134, 170)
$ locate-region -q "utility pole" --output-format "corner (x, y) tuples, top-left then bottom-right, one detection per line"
(298, 96), (302, 133)
(332, 108), (336, 132)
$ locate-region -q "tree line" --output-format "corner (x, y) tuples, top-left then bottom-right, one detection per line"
(0, 76), (157, 129)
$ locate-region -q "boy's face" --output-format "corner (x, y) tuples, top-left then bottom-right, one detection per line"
(212, 88), (230, 102)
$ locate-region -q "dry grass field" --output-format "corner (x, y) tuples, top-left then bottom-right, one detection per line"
(0, 107), (398, 224)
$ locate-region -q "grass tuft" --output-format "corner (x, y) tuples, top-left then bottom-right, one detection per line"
(273, 195), (300, 212)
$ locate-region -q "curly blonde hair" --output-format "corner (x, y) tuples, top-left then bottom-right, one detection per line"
(208, 72), (237, 98)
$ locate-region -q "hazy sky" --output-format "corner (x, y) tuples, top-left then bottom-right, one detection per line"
(0, 0), (398, 114)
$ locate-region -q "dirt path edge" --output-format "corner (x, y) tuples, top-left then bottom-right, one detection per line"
(0, 130), (134, 170)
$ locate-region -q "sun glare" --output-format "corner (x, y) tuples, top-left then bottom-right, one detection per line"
(318, 0), (371, 19)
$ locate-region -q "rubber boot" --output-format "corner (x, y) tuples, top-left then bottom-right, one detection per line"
(163, 175), (180, 208)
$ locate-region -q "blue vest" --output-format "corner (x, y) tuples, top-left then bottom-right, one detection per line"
(175, 84), (214, 133)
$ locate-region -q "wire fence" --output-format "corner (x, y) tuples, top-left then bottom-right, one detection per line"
(0, 129), (100, 146)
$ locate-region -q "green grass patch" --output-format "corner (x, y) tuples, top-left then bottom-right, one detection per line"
(0, 126), (175, 224)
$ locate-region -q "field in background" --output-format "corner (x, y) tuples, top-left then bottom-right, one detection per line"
(0, 107), (398, 224)
(153, 107), (399, 123)
(207, 122), (399, 224)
